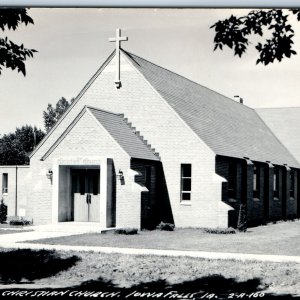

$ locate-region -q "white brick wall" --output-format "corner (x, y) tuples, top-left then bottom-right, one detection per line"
(30, 53), (231, 228)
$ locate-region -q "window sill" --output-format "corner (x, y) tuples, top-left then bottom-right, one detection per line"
(2, 193), (8, 196)
(180, 201), (191, 206)
(253, 198), (260, 202)
(273, 197), (279, 201)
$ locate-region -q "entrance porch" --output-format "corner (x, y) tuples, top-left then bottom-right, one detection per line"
(51, 157), (116, 230)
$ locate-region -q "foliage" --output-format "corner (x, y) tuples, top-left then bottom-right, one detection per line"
(114, 228), (138, 235)
(0, 125), (45, 165)
(156, 222), (175, 231)
(9, 217), (32, 226)
(43, 97), (74, 132)
(211, 9), (300, 65)
(203, 227), (236, 234)
(0, 8), (36, 76)
(0, 198), (7, 223)
(237, 204), (247, 232)
(0, 249), (79, 283)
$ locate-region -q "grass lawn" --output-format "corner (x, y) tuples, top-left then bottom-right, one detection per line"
(0, 248), (299, 298)
(26, 220), (300, 256)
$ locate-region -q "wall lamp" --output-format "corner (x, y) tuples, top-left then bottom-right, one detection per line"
(117, 169), (124, 181)
(46, 169), (53, 183)
(117, 169), (125, 185)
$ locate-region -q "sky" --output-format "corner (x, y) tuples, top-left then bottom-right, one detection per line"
(1, 8), (300, 135)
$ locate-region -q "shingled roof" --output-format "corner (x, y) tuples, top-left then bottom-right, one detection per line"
(88, 107), (160, 161)
(41, 106), (160, 162)
(123, 50), (299, 168)
(256, 107), (300, 165)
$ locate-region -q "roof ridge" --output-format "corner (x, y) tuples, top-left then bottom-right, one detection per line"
(121, 48), (254, 111)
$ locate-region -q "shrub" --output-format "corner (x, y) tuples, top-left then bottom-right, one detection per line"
(156, 222), (175, 231)
(0, 198), (7, 224)
(203, 227), (236, 234)
(114, 228), (138, 235)
(9, 217), (32, 226)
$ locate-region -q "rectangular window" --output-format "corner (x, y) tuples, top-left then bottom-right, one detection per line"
(180, 164), (192, 201)
(2, 173), (8, 194)
(253, 165), (260, 198)
(290, 170), (295, 198)
(273, 168), (279, 198)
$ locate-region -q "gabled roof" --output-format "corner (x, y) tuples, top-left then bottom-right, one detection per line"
(256, 107), (300, 164)
(88, 107), (160, 161)
(41, 106), (160, 162)
(122, 50), (299, 168)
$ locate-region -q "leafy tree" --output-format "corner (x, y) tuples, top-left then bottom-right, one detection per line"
(211, 9), (300, 65)
(0, 126), (45, 165)
(0, 8), (36, 76)
(15, 125), (44, 153)
(43, 97), (74, 132)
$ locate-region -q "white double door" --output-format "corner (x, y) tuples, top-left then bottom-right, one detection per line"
(72, 169), (100, 222)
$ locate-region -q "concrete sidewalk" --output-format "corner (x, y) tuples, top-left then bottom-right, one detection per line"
(1, 230), (300, 263)
(0, 222), (104, 243)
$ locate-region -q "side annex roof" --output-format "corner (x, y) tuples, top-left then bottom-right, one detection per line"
(256, 107), (300, 164)
(41, 106), (160, 162)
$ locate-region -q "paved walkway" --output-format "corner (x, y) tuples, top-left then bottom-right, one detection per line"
(1, 229), (300, 264)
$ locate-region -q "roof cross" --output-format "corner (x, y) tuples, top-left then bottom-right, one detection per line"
(109, 28), (128, 88)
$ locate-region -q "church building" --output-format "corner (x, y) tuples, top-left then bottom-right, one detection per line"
(1, 29), (299, 230)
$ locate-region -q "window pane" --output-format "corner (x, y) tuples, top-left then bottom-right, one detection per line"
(182, 164), (191, 177)
(290, 171), (295, 192)
(79, 173), (85, 195)
(182, 192), (191, 200)
(253, 165), (260, 193)
(182, 178), (191, 191)
(180, 164), (192, 202)
(273, 172), (277, 191)
(253, 173), (257, 191)
(2, 173), (8, 193)
(92, 172), (100, 195)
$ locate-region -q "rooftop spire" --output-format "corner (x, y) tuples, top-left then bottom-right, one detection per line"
(109, 28), (128, 89)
